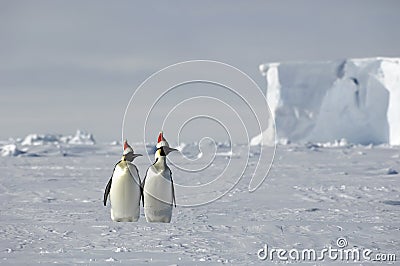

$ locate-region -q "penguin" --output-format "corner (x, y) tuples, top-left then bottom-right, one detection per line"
(143, 132), (177, 223)
(103, 140), (143, 222)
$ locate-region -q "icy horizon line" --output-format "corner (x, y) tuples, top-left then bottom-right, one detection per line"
(259, 56), (400, 71)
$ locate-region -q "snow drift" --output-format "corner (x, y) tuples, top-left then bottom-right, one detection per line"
(252, 57), (400, 146)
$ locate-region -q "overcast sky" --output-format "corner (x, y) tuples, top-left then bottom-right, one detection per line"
(1, 0), (399, 142)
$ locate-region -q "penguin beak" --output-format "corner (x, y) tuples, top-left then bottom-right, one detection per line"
(163, 147), (178, 155)
(125, 153), (142, 162)
(132, 153), (143, 159)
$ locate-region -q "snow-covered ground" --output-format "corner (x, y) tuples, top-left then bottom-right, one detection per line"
(0, 141), (398, 264)
(1, 55), (399, 264)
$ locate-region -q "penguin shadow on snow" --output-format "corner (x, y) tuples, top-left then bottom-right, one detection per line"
(103, 132), (178, 223)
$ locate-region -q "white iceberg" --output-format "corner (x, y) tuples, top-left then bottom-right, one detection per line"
(252, 57), (400, 146)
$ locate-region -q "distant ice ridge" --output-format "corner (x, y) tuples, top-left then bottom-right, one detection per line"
(21, 129), (95, 146)
(252, 57), (400, 146)
(1, 130), (96, 157)
(21, 134), (60, 146)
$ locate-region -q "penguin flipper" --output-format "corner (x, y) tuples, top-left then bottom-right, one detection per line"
(136, 167), (145, 207)
(140, 185), (144, 207)
(141, 167), (150, 207)
(170, 169), (176, 208)
(103, 177), (112, 206)
(103, 161), (120, 206)
(133, 164), (144, 207)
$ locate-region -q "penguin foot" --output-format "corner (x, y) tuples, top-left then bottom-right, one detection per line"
(145, 216), (171, 223)
(113, 217), (138, 222)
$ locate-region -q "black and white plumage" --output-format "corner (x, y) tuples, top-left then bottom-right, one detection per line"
(143, 132), (177, 223)
(103, 140), (142, 222)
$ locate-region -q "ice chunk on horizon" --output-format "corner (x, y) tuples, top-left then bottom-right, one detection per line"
(21, 133), (62, 146)
(0, 144), (25, 157)
(68, 130), (96, 145)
